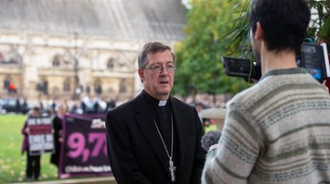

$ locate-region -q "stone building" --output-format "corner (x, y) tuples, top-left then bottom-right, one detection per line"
(0, 0), (186, 103)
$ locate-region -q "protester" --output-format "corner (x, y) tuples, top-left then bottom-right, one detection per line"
(202, 0), (330, 183)
(21, 107), (42, 181)
(50, 104), (66, 169)
(105, 42), (206, 184)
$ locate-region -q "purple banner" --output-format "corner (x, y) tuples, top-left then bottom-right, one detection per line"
(59, 114), (112, 178)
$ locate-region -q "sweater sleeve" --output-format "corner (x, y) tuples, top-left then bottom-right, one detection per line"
(201, 103), (263, 184)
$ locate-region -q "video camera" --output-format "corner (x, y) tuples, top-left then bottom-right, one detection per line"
(222, 43), (330, 83)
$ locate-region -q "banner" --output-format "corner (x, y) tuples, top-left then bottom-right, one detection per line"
(59, 114), (111, 178)
(27, 116), (54, 156)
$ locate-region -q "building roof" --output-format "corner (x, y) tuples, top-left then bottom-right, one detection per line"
(0, 0), (187, 40)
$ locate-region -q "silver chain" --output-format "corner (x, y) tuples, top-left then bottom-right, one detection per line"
(153, 114), (174, 160)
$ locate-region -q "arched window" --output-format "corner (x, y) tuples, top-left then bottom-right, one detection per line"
(53, 55), (61, 66)
(107, 58), (115, 70)
(119, 79), (126, 93)
(36, 78), (48, 95)
(3, 76), (10, 90)
(63, 77), (71, 92)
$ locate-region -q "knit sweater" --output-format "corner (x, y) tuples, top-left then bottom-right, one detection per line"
(202, 68), (330, 184)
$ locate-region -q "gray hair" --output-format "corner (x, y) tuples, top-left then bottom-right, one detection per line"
(137, 42), (176, 69)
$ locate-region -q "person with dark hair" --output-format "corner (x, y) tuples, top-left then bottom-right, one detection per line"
(106, 98), (116, 110)
(202, 0), (330, 183)
(93, 100), (100, 113)
(105, 42), (206, 184)
(16, 98), (20, 113)
(22, 98), (29, 114)
(81, 101), (87, 114)
(21, 107), (42, 181)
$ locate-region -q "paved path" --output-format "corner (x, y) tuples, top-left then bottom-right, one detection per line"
(8, 176), (116, 184)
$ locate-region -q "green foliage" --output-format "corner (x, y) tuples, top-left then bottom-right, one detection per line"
(225, 0), (330, 58)
(173, 0), (250, 96)
(173, 0), (330, 97)
(318, 1), (330, 48)
(309, 0), (330, 45)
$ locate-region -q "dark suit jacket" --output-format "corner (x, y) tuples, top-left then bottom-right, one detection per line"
(105, 92), (206, 184)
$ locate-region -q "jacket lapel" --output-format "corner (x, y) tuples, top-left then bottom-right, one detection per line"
(134, 93), (169, 176)
(170, 98), (192, 182)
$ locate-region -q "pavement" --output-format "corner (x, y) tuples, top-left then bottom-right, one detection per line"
(8, 176), (117, 184)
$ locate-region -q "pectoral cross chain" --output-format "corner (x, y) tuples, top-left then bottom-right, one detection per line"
(169, 159), (176, 182)
(153, 115), (176, 182)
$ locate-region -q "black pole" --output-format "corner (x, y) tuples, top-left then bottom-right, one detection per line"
(73, 32), (80, 100)
(213, 38), (218, 106)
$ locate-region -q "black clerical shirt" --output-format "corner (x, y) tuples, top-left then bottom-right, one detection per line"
(142, 90), (172, 151)
(141, 90), (180, 183)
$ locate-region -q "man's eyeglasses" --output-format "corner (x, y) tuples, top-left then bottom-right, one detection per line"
(144, 64), (177, 73)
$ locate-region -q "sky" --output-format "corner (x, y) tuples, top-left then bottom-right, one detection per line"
(181, 0), (191, 9)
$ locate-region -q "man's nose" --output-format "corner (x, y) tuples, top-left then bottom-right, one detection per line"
(159, 66), (169, 74)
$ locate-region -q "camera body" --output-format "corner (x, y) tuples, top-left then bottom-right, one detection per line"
(221, 57), (261, 82)
(222, 43), (330, 83)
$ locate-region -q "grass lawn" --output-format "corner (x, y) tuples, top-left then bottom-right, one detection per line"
(0, 114), (216, 183)
(0, 114), (58, 183)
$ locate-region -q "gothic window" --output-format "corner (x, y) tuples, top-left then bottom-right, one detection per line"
(86, 86), (91, 94)
(3, 77), (10, 90)
(0, 46), (21, 64)
(107, 58), (115, 70)
(53, 55), (61, 66)
(63, 77), (71, 92)
(119, 79), (126, 93)
(37, 78), (48, 95)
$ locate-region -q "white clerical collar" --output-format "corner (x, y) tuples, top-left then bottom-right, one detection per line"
(158, 100), (167, 106)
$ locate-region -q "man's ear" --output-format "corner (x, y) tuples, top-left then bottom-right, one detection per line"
(255, 22), (264, 40)
(138, 68), (144, 83)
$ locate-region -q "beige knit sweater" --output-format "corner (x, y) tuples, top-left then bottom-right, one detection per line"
(202, 68), (330, 184)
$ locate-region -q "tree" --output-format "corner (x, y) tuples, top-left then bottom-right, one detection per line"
(173, 0), (330, 97)
(173, 0), (250, 97)
(226, 0), (330, 57)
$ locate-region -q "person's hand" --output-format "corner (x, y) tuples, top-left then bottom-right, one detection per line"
(322, 80), (329, 93)
(24, 127), (30, 134)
